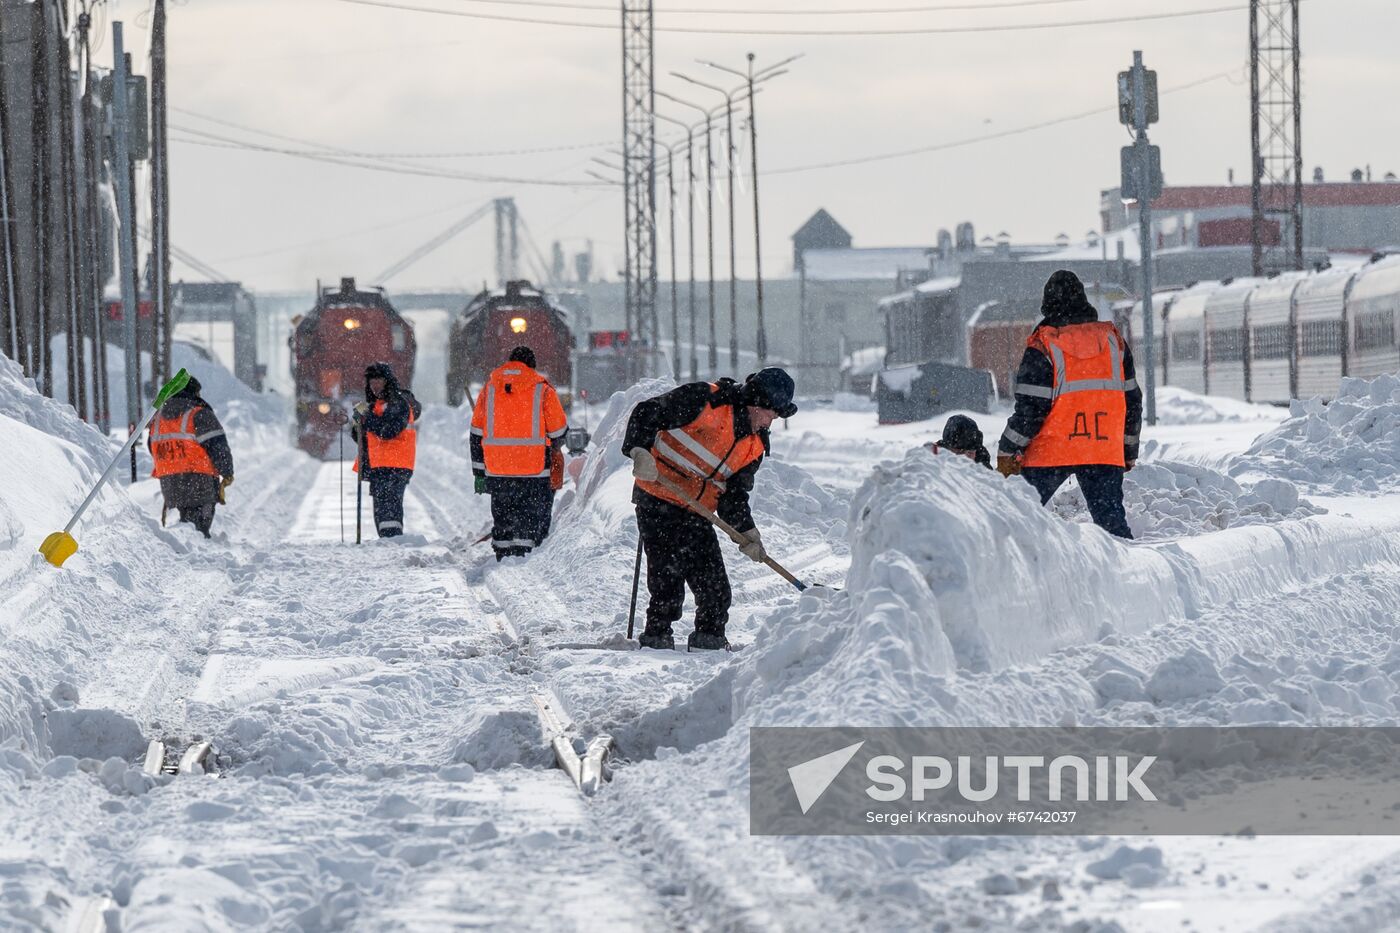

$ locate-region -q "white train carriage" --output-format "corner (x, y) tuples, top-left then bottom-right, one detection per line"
(1293, 266), (1355, 399)
(1120, 291), (1173, 392)
(1346, 256), (1400, 380)
(1247, 273), (1308, 404)
(1204, 278), (1262, 401)
(1165, 283), (1214, 394)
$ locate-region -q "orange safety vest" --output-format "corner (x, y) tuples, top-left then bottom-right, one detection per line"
(355, 401), (417, 472)
(150, 406), (220, 478)
(470, 363), (567, 478)
(635, 387), (766, 513)
(1021, 321), (1130, 468)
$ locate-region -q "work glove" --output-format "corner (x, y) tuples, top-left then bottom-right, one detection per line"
(996, 455), (1023, 478)
(630, 447), (659, 483)
(221, 475), (234, 489)
(738, 527), (766, 563)
(218, 475), (232, 505)
(474, 476), (487, 495)
(1125, 460), (1136, 472)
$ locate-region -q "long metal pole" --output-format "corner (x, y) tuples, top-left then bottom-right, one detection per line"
(152, 0), (171, 381)
(685, 131), (697, 380)
(1290, 0), (1303, 272)
(32, 1), (53, 395)
(747, 54), (767, 364)
(111, 23), (142, 476)
(725, 99), (738, 374)
(1133, 51), (1156, 427)
(55, 3), (86, 417)
(703, 118), (716, 374)
(81, 22), (110, 433)
(0, 7), (20, 364)
(667, 147), (680, 380)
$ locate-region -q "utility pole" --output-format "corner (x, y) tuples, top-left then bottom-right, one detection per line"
(652, 129), (684, 380)
(54, 0), (87, 419)
(151, 0), (172, 381)
(111, 22), (141, 479)
(0, 7), (19, 365)
(745, 55), (766, 364)
(1119, 51), (1161, 426)
(621, 1), (657, 382)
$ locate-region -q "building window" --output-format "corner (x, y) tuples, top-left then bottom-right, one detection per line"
(1251, 323), (1290, 360)
(824, 302), (847, 324)
(1208, 328), (1244, 362)
(1300, 320), (1343, 357)
(1353, 309), (1394, 352)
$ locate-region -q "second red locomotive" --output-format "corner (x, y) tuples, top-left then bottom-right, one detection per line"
(291, 277), (416, 458)
(447, 280), (573, 407)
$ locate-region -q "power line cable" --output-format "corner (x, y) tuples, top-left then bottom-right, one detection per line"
(331, 0), (1257, 37)
(418, 0), (1097, 14)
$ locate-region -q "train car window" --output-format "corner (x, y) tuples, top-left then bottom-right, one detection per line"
(1171, 332), (1201, 361)
(1208, 329), (1244, 362)
(1252, 324), (1291, 360)
(392, 324), (406, 352)
(1300, 320), (1344, 357)
(1353, 309), (1394, 352)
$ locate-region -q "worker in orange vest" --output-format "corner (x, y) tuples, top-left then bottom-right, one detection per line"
(470, 346), (568, 560)
(148, 375), (234, 538)
(623, 368), (798, 651)
(352, 362), (421, 538)
(997, 270), (1142, 538)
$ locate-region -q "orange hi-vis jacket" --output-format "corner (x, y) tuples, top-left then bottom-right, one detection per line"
(150, 406), (220, 478)
(1021, 321), (1131, 468)
(635, 386), (766, 513)
(470, 363), (567, 478)
(355, 399), (417, 472)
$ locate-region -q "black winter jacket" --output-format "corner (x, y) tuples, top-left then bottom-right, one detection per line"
(998, 304), (1144, 464)
(622, 379), (766, 533)
(148, 389), (234, 508)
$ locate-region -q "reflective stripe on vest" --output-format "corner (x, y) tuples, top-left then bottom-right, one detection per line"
(480, 366), (561, 477)
(635, 386), (765, 513)
(1021, 322), (1129, 469)
(360, 401), (417, 471)
(151, 407), (219, 478)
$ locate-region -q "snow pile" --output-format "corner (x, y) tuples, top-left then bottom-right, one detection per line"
(1153, 386), (1282, 425)
(1242, 374), (1400, 491)
(1046, 459), (1319, 540)
(0, 352), (112, 461)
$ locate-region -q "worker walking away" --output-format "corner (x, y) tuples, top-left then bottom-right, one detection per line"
(928, 414), (991, 467)
(623, 368), (798, 651)
(996, 270), (1141, 539)
(352, 362), (422, 538)
(148, 375), (234, 538)
(470, 347), (568, 560)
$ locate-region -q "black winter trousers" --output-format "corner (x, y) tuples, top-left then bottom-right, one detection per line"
(368, 468), (412, 538)
(1022, 465), (1134, 539)
(488, 476), (555, 559)
(176, 502), (216, 538)
(635, 493), (730, 638)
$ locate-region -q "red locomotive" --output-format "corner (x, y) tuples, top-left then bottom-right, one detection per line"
(290, 277), (416, 457)
(447, 280), (572, 406)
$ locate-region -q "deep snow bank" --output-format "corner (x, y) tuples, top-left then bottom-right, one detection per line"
(1153, 386), (1283, 425)
(1242, 373), (1400, 492)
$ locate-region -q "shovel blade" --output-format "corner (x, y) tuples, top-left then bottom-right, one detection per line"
(39, 531), (78, 567)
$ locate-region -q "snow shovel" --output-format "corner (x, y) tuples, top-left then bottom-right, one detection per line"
(651, 474), (826, 592)
(39, 368), (192, 568)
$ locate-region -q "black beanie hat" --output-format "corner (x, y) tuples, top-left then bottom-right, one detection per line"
(741, 367), (798, 418)
(508, 346), (537, 369)
(940, 414), (983, 451)
(364, 361), (394, 381)
(1041, 269), (1092, 319)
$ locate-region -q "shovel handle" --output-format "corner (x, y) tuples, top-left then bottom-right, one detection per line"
(651, 475), (807, 592)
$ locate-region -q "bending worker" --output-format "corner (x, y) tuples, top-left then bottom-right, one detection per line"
(148, 375), (234, 539)
(997, 270), (1142, 539)
(353, 361), (421, 538)
(622, 368), (798, 652)
(470, 346), (568, 560)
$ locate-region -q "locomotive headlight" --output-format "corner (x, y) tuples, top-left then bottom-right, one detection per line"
(510, 316), (528, 334)
(317, 402), (332, 414)
(343, 318), (361, 331)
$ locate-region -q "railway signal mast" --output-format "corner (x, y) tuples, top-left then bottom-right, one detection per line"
(1250, 0), (1304, 277)
(1119, 51), (1162, 426)
(621, 1), (658, 381)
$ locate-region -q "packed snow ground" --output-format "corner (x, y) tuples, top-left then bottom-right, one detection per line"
(4, 357), (1400, 931)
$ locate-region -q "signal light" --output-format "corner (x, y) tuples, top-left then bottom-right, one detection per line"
(317, 403), (332, 414)
(510, 317), (528, 334)
(343, 318), (361, 330)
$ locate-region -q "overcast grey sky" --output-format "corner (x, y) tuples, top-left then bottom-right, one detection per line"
(107, 0), (1398, 292)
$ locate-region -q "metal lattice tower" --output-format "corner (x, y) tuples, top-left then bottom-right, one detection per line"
(1250, 0), (1304, 276)
(621, 1), (657, 374)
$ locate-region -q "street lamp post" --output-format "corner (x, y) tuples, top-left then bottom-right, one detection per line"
(654, 116), (691, 381)
(703, 53), (802, 367)
(658, 90), (719, 377)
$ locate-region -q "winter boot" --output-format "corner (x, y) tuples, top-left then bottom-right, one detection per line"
(638, 628), (675, 650)
(687, 630), (729, 651)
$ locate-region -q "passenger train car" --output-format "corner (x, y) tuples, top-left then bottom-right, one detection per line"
(1125, 254), (1400, 405)
(446, 280), (573, 407)
(290, 277), (417, 458)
